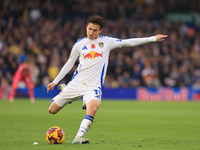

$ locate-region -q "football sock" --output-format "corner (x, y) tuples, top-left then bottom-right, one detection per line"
(9, 88), (16, 100)
(75, 115), (94, 139)
(28, 88), (34, 99)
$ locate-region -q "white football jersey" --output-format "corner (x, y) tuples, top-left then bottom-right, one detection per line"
(53, 35), (156, 89)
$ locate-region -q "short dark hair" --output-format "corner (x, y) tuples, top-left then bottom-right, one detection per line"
(86, 15), (104, 30)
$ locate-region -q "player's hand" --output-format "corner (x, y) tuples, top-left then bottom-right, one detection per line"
(47, 82), (56, 93)
(156, 34), (168, 42)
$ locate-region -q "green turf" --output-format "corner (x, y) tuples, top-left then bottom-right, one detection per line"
(0, 99), (200, 150)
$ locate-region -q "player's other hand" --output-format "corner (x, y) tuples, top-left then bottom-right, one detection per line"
(156, 34), (168, 41)
(47, 82), (56, 93)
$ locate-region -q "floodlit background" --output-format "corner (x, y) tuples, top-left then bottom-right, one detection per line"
(0, 0), (200, 101)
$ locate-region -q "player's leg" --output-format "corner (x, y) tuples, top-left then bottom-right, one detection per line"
(72, 100), (100, 144)
(49, 84), (82, 114)
(86, 100), (100, 117)
(48, 99), (63, 114)
(48, 83), (66, 114)
(48, 84), (78, 114)
(8, 77), (20, 102)
(9, 83), (17, 102)
(48, 93), (73, 114)
(27, 82), (35, 103)
(24, 76), (35, 103)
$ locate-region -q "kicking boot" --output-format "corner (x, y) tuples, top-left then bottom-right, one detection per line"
(72, 137), (90, 144)
(9, 97), (14, 103)
(58, 84), (66, 92)
(82, 104), (86, 110)
(57, 84), (72, 104)
(30, 97), (35, 104)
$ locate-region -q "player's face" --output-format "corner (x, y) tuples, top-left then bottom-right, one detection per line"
(86, 23), (102, 40)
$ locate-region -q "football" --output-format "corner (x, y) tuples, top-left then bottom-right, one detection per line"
(45, 126), (65, 144)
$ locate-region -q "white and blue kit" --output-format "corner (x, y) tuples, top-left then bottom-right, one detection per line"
(52, 35), (156, 107)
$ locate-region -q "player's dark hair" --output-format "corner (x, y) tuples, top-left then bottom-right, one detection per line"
(87, 15), (105, 30)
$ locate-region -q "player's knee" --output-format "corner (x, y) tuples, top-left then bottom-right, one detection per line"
(28, 83), (34, 89)
(48, 107), (57, 114)
(48, 102), (62, 114)
(12, 83), (18, 89)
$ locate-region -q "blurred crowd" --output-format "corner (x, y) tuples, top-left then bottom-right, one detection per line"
(0, 0), (200, 93)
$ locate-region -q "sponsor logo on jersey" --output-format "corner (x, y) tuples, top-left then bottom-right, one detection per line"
(82, 46), (88, 50)
(84, 51), (103, 59)
(98, 42), (104, 48)
(91, 44), (95, 49)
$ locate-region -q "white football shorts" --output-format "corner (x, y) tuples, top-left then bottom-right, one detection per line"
(52, 82), (102, 107)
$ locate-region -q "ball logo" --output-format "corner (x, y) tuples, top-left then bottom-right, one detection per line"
(84, 51), (103, 59)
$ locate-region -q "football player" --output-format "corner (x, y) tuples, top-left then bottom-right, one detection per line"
(47, 15), (167, 144)
(9, 56), (35, 103)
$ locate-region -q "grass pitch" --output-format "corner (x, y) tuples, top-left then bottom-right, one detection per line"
(0, 99), (200, 150)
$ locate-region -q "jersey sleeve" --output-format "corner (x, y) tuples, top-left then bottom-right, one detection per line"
(13, 64), (24, 78)
(108, 36), (157, 50)
(17, 64), (24, 73)
(52, 44), (80, 85)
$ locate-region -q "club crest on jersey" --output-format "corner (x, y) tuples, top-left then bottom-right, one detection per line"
(91, 44), (95, 49)
(84, 51), (103, 59)
(98, 42), (104, 48)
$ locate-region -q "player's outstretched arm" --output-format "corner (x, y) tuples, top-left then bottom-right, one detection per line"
(110, 34), (168, 50)
(47, 82), (56, 93)
(155, 34), (168, 42)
